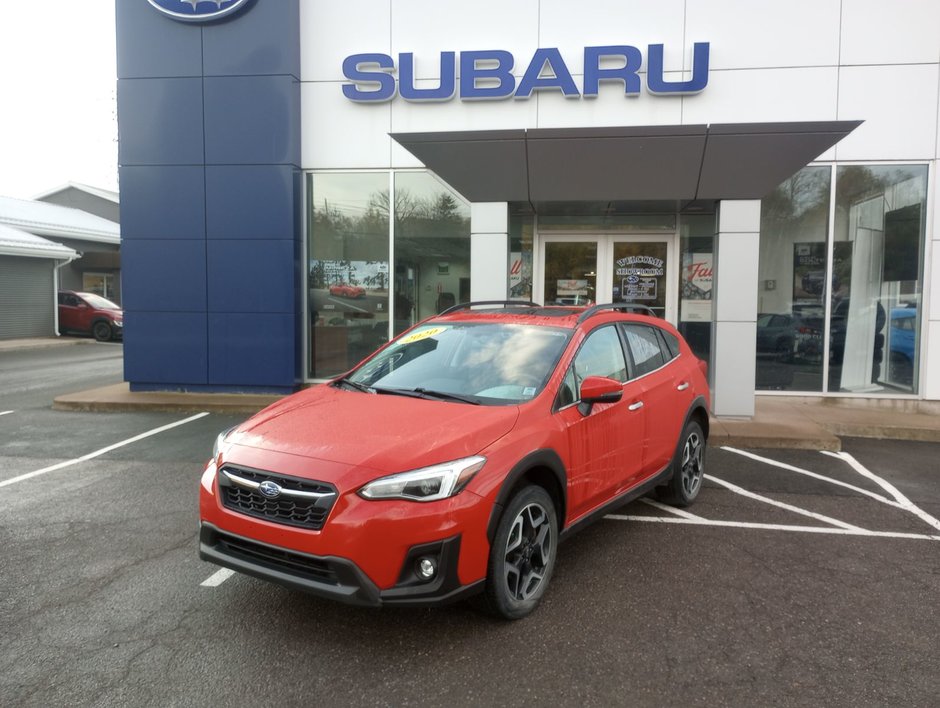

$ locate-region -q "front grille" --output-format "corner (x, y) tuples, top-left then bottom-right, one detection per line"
(219, 465), (337, 530)
(215, 531), (340, 585)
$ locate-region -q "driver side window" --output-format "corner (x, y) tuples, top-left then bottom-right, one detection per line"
(556, 326), (628, 409)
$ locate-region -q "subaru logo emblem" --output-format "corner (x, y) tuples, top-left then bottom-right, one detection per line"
(148, 0), (253, 24)
(258, 480), (282, 499)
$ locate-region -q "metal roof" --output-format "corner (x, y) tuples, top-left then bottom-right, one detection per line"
(391, 121), (863, 204)
(0, 223), (78, 260)
(0, 194), (120, 245)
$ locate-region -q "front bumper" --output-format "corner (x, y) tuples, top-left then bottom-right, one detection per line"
(199, 522), (482, 607)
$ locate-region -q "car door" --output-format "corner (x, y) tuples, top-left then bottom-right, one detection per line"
(58, 293), (80, 331)
(553, 325), (645, 519)
(621, 323), (687, 479)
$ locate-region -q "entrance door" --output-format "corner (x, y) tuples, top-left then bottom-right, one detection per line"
(538, 234), (677, 322)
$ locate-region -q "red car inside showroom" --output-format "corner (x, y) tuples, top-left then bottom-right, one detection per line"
(199, 302), (709, 619)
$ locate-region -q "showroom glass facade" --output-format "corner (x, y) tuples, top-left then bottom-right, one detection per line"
(509, 206), (716, 368)
(757, 164), (927, 394)
(307, 171), (470, 379)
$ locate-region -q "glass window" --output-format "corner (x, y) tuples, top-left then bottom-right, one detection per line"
(572, 326), (628, 386)
(393, 173), (471, 336)
(678, 212), (716, 369)
(543, 241), (597, 306)
(509, 206), (534, 301)
(307, 173), (390, 379)
(347, 322), (570, 405)
(659, 328), (680, 360)
(623, 324), (667, 377)
(828, 165), (927, 393)
(757, 166), (831, 391)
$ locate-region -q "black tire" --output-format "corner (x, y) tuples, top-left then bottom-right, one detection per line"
(483, 485), (558, 620)
(656, 420), (706, 508)
(92, 321), (113, 342)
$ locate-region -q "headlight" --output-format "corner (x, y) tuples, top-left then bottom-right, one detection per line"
(359, 456), (486, 502)
(212, 427), (236, 459)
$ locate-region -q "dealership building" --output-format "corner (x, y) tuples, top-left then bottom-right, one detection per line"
(115, 0), (939, 416)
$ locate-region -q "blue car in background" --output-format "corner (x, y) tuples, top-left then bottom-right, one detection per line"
(888, 307), (916, 385)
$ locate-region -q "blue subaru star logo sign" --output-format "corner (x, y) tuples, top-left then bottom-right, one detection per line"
(148, 0), (253, 23)
(258, 480), (282, 499)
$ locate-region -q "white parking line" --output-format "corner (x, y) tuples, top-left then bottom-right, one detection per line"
(0, 412), (210, 489)
(0, 411), (13, 417)
(721, 446), (904, 508)
(605, 514), (940, 541)
(328, 297), (370, 313)
(705, 473), (864, 531)
(640, 497), (704, 520)
(200, 568), (236, 587)
(822, 450), (940, 533)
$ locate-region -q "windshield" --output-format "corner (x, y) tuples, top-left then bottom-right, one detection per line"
(80, 293), (120, 310)
(347, 322), (571, 405)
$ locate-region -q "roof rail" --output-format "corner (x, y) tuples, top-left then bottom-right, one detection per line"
(576, 303), (658, 324)
(439, 300), (540, 316)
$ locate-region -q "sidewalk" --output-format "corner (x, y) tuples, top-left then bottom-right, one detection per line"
(0, 337), (96, 352)
(52, 383), (940, 451)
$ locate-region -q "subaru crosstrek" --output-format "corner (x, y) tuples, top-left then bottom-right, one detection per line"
(199, 302), (710, 619)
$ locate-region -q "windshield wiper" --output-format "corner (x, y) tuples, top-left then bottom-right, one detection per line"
(373, 387), (481, 405)
(334, 377), (374, 394)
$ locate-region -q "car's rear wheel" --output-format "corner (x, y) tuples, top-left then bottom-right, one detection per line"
(92, 321), (113, 342)
(656, 420), (705, 507)
(483, 485), (557, 620)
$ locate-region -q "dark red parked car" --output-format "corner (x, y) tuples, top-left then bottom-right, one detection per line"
(329, 283), (366, 298)
(57, 291), (123, 342)
(200, 302), (710, 619)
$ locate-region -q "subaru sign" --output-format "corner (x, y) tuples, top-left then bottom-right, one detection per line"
(148, 0), (253, 23)
(343, 43), (710, 102)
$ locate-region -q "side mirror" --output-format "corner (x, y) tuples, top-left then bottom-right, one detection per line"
(578, 375), (623, 416)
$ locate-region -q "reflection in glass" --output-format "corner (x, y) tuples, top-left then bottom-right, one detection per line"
(757, 167), (831, 391)
(348, 323), (571, 404)
(828, 165), (926, 393)
(678, 213), (716, 368)
(543, 242), (597, 306)
(393, 173), (471, 336)
(307, 173), (390, 378)
(612, 241), (668, 316)
(509, 208), (534, 301)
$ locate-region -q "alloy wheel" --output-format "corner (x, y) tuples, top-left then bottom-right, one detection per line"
(503, 503), (552, 602)
(680, 431), (704, 497)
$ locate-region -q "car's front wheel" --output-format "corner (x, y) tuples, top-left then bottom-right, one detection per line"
(92, 321), (113, 342)
(656, 420), (706, 507)
(483, 485), (558, 620)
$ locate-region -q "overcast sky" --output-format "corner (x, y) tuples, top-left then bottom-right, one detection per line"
(0, 2), (118, 199)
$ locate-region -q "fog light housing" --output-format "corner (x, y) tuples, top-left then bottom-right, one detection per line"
(416, 557), (438, 581)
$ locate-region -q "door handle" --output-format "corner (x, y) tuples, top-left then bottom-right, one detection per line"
(628, 401), (644, 411)
(677, 382), (690, 391)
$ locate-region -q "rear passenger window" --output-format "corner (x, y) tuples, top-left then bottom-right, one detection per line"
(622, 324), (667, 377)
(659, 329), (680, 360)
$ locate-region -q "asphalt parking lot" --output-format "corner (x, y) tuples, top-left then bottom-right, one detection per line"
(1, 344), (938, 707)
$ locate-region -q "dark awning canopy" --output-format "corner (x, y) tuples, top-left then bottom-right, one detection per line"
(391, 121), (861, 204)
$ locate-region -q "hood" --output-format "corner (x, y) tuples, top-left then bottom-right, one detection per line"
(228, 384), (519, 475)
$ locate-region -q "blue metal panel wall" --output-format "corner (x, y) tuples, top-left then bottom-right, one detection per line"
(116, 0), (301, 393)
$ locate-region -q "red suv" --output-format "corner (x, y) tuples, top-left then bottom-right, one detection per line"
(57, 291), (123, 342)
(200, 302), (710, 619)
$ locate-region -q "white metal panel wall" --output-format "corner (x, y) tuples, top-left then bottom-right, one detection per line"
(0, 256), (55, 340)
(299, 0), (940, 167)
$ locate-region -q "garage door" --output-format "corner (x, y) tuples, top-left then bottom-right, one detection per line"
(0, 255), (55, 339)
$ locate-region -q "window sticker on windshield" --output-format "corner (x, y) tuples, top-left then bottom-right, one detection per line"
(401, 326), (448, 345)
(523, 387), (537, 398)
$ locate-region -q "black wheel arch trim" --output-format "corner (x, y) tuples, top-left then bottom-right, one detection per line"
(682, 395), (710, 439)
(485, 448), (567, 543)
